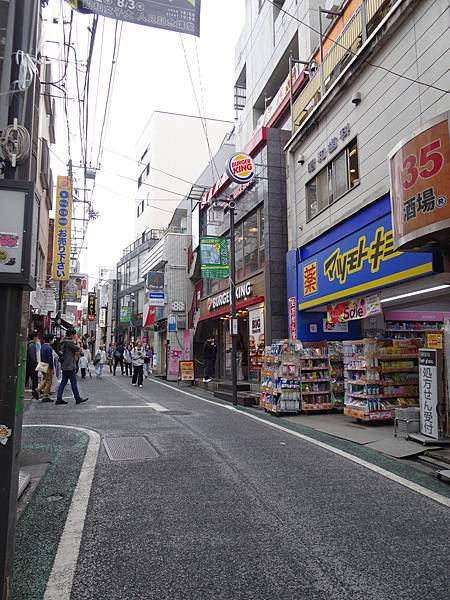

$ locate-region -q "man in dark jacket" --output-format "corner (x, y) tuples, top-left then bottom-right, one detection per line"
(26, 330), (40, 400)
(56, 328), (88, 405)
(113, 342), (124, 376)
(36, 333), (55, 402)
(203, 335), (217, 382)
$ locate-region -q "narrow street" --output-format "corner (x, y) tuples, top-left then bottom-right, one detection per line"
(19, 372), (450, 600)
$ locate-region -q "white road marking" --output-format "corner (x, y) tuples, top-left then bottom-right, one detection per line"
(146, 402), (170, 412)
(23, 424), (101, 600)
(149, 378), (450, 509)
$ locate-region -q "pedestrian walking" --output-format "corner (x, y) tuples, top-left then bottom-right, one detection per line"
(26, 331), (40, 400)
(55, 328), (88, 405)
(79, 351), (89, 379)
(203, 335), (217, 383)
(82, 344), (91, 364)
(113, 342), (125, 375)
(123, 343), (133, 377)
(131, 339), (145, 387)
(35, 333), (55, 402)
(93, 345), (107, 378)
(143, 344), (152, 378)
(107, 343), (115, 373)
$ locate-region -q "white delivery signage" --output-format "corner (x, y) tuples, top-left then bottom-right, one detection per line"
(419, 349), (440, 439)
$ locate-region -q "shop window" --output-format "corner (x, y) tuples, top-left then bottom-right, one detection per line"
(243, 212), (259, 276)
(306, 138), (359, 221)
(235, 223), (244, 281)
(259, 207), (265, 268)
(129, 256), (139, 287)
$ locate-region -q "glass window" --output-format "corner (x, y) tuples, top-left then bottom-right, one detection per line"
(306, 139), (359, 221)
(129, 256), (139, 287)
(243, 212), (259, 277)
(235, 223), (244, 281)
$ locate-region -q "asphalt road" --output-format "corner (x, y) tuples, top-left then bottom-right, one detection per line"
(25, 371), (450, 600)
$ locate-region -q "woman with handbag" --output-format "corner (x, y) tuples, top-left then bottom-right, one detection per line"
(36, 333), (55, 402)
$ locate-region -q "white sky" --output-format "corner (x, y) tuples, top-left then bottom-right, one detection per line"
(45, 0), (245, 289)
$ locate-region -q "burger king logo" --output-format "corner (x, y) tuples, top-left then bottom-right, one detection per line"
(226, 152), (255, 184)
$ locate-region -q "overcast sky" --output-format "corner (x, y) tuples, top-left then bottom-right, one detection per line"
(45, 0), (245, 289)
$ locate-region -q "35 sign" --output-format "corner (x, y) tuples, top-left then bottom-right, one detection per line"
(389, 113), (450, 250)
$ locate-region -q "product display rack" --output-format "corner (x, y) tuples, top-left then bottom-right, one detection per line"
(299, 342), (333, 412)
(328, 341), (345, 409)
(385, 318), (443, 340)
(343, 339), (420, 422)
(260, 340), (301, 415)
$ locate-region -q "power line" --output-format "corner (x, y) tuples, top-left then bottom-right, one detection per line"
(266, 0), (450, 96)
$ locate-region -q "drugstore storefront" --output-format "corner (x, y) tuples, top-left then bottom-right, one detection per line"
(287, 194), (446, 343)
(195, 272), (265, 381)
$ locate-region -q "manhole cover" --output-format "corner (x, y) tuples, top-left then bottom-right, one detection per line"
(103, 436), (158, 461)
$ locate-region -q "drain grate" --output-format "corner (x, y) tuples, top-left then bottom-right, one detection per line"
(103, 436), (158, 461)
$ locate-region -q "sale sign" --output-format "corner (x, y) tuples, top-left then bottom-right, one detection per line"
(389, 112), (450, 250)
(327, 293), (381, 324)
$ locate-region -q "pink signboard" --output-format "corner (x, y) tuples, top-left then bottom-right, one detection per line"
(168, 350), (182, 378)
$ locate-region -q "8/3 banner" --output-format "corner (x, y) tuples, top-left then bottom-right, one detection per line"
(67, 1), (202, 37)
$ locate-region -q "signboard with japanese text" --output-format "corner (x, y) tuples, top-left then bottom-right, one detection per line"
(179, 360), (195, 381)
(87, 292), (96, 321)
(327, 293), (382, 325)
(419, 349), (441, 439)
(99, 307), (107, 328)
(68, 0), (202, 37)
(389, 112), (450, 250)
(200, 237), (229, 279)
(288, 297), (297, 340)
(120, 306), (132, 323)
(298, 201), (435, 310)
(52, 176), (72, 281)
(147, 291), (166, 307)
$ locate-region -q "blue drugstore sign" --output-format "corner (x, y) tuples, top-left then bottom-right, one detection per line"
(298, 203), (435, 310)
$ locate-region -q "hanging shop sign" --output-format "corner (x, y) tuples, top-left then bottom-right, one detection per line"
(146, 271), (164, 291)
(288, 297), (297, 340)
(179, 360), (195, 381)
(98, 308), (107, 328)
(200, 237), (229, 279)
(63, 273), (88, 302)
(67, 0), (202, 36)
(389, 112), (450, 251)
(147, 291), (166, 307)
(419, 349), (442, 439)
(0, 180), (38, 289)
(207, 281), (253, 311)
(226, 152), (256, 184)
(326, 293), (382, 324)
(297, 197), (435, 311)
(120, 306), (132, 323)
(426, 332), (443, 350)
(52, 176), (73, 282)
(87, 292), (96, 321)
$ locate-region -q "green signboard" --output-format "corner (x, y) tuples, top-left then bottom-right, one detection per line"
(120, 306), (132, 323)
(200, 237), (229, 279)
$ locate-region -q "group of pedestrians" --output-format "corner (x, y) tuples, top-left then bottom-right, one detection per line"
(105, 339), (153, 386)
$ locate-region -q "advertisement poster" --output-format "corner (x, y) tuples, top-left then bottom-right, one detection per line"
(168, 350), (182, 378)
(69, 0), (202, 37)
(52, 176), (72, 281)
(146, 271), (164, 291)
(180, 360), (194, 381)
(249, 306), (265, 371)
(120, 306), (132, 323)
(327, 293), (382, 324)
(389, 113), (450, 250)
(419, 349), (440, 439)
(200, 237), (229, 279)
(323, 319), (349, 333)
(63, 273), (88, 302)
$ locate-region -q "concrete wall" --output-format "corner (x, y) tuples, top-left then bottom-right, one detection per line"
(287, 0), (450, 250)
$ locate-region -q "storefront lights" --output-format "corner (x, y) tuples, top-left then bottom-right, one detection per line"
(380, 284), (450, 303)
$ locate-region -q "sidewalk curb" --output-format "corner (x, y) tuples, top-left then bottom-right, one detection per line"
(23, 425), (101, 600)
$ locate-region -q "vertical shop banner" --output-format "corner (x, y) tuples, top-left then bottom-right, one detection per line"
(389, 112), (450, 250)
(68, 1), (202, 37)
(288, 297), (297, 340)
(168, 349), (182, 378)
(87, 292), (96, 321)
(98, 308), (107, 328)
(200, 237), (229, 279)
(297, 200), (435, 310)
(419, 349), (440, 439)
(52, 176), (72, 281)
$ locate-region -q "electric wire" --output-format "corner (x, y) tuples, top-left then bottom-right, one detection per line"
(266, 0), (450, 96)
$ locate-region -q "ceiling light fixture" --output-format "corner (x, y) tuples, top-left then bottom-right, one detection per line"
(380, 284), (450, 303)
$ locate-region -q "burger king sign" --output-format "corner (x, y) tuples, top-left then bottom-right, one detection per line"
(226, 152), (256, 184)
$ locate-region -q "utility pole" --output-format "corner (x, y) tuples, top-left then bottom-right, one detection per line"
(229, 201), (238, 406)
(0, 2), (39, 599)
